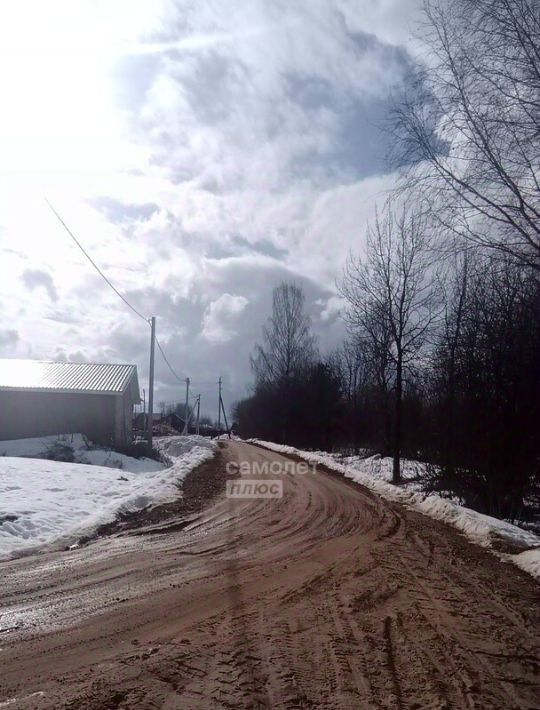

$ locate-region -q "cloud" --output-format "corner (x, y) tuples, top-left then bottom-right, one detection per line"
(0, 0), (421, 413)
(337, 0), (422, 50)
(202, 294), (249, 343)
(131, 3), (411, 195)
(21, 269), (58, 302)
(88, 197), (159, 224)
(318, 296), (342, 322)
(0, 329), (19, 352)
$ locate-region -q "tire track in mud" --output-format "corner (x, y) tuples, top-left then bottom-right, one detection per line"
(0, 441), (539, 709)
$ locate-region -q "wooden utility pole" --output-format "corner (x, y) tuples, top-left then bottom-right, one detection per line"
(217, 377), (222, 432)
(220, 394), (231, 439)
(147, 317), (156, 448)
(142, 388), (146, 437)
(182, 377), (190, 434)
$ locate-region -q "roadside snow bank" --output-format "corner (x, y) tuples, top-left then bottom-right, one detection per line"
(0, 433), (163, 473)
(0, 435), (216, 558)
(157, 435), (215, 458)
(249, 439), (540, 581)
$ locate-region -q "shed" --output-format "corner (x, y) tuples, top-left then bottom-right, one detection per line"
(0, 359), (140, 446)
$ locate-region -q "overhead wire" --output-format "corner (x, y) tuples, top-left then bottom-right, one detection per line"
(155, 336), (186, 383)
(46, 199), (149, 324)
(46, 200), (217, 394)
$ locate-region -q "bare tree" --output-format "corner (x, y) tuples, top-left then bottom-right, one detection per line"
(392, 0), (540, 268)
(251, 282), (317, 386)
(340, 203), (440, 482)
(250, 283), (317, 443)
(433, 248), (470, 487)
(429, 251), (540, 517)
(332, 338), (365, 404)
(329, 338), (371, 452)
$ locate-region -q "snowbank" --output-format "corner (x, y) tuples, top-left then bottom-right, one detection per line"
(249, 439), (540, 581)
(0, 433), (163, 473)
(157, 434), (215, 458)
(0, 435), (216, 559)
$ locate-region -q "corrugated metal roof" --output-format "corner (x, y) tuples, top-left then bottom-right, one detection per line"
(0, 359), (138, 395)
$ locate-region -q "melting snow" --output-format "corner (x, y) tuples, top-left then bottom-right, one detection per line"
(0, 433), (164, 473)
(0, 435), (215, 558)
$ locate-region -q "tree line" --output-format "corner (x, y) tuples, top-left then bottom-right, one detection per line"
(234, 0), (540, 523)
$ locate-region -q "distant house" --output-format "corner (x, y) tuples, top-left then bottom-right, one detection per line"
(162, 413), (220, 436)
(0, 359), (140, 446)
(133, 412), (163, 431)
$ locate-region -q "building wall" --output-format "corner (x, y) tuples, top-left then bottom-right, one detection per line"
(114, 389), (134, 444)
(0, 390), (128, 445)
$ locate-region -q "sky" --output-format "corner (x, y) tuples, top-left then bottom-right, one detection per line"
(0, 0), (421, 418)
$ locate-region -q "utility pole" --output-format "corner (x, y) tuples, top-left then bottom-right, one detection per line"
(147, 317), (156, 449)
(196, 395), (200, 435)
(220, 392), (231, 439)
(142, 388), (146, 437)
(217, 376), (222, 433)
(183, 393), (198, 433)
(182, 377), (190, 434)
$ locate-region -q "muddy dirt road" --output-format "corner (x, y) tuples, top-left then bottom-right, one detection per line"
(1, 441), (539, 709)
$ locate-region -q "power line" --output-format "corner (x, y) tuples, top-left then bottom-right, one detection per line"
(46, 200), (215, 398)
(45, 200), (200, 435)
(46, 198), (149, 324)
(155, 336), (185, 383)
(154, 340), (217, 388)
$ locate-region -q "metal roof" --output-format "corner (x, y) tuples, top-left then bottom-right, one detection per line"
(0, 359), (138, 396)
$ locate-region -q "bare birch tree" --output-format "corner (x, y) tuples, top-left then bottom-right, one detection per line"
(251, 282), (316, 386)
(250, 282), (317, 442)
(392, 0), (540, 268)
(340, 203), (440, 482)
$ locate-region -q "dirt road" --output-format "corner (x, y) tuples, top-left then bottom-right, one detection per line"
(1, 441), (539, 709)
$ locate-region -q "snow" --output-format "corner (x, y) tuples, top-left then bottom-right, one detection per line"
(0, 435), (216, 559)
(158, 434), (216, 458)
(0, 433), (164, 473)
(249, 439), (540, 581)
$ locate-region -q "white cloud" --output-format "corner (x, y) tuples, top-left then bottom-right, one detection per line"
(337, 0), (422, 50)
(0, 0), (420, 411)
(201, 293), (249, 343)
(0, 329), (19, 353)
